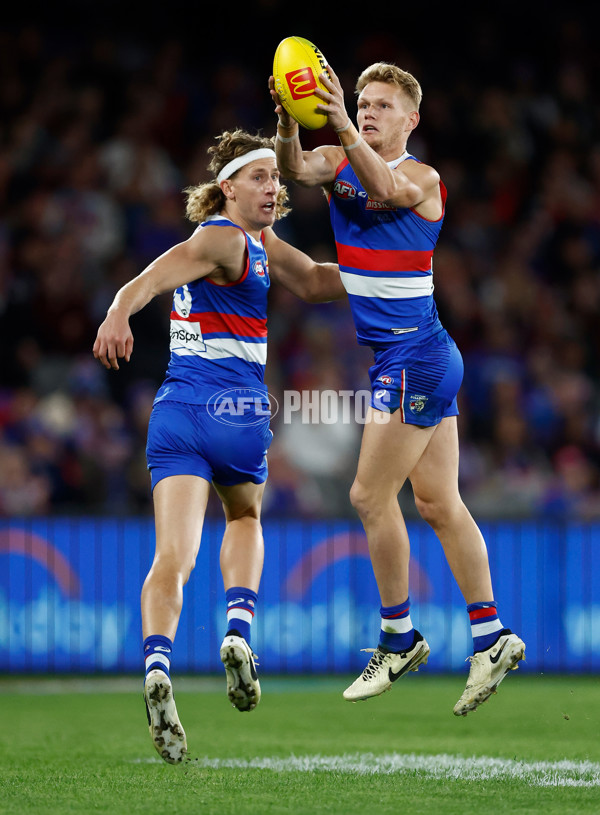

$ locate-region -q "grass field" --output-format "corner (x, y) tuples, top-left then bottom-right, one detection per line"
(0, 673), (598, 814)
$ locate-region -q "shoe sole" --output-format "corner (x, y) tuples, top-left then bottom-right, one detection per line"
(220, 638), (261, 712)
(144, 671), (187, 763)
(344, 641), (430, 702)
(453, 641), (525, 716)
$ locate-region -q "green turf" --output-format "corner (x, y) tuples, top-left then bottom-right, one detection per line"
(0, 674), (598, 814)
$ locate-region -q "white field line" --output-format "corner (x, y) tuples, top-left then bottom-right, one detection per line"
(133, 752), (600, 787)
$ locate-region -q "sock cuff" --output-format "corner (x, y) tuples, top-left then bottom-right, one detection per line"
(467, 601), (498, 616)
(467, 601), (497, 610)
(226, 587), (258, 607)
(143, 634), (173, 655)
(144, 634), (172, 677)
(380, 597), (410, 619)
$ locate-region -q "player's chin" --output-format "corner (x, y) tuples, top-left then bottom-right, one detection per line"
(259, 206), (277, 225)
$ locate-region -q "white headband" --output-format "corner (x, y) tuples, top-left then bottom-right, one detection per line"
(216, 148), (277, 184)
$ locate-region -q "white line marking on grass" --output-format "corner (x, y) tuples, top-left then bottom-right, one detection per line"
(177, 753), (600, 787)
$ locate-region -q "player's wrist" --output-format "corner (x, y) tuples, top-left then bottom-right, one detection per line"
(334, 120), (351, 133)
(277, 118), (298, 132)
(276, 131), (299, 144)
(343, 136), (363, 151)
(277, 118), (299, 144)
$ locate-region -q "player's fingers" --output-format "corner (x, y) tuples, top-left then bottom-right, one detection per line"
(98, 353), (112, 370)
(319, 70), (335, 88)
(314, 86), (333, 102)
(93, 339), (111, 370)
(124, 336), (133, 363)
(110, 339), (130, 369)
(325, 63), (339, 82)
(107, 351), (120, 371)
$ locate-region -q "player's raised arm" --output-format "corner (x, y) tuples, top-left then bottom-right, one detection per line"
(269, 76), (339, 188)
(316, 65), (438, 209)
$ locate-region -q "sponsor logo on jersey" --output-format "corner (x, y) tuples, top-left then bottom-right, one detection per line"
(378, 375), (394, 385)
(365, 199), (397, 211)
(170, 327), (202, 344)
(333, 179), (357, 200)
(170, 319), (206, 354)
(286, 67), (317, 99)
(408, 394), (428, 413)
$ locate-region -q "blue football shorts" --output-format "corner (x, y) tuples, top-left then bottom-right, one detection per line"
(146, 396), (273, 490)
(368, 332), (464, 426)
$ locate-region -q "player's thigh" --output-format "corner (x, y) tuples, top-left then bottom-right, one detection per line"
(355, 406), (437, 493)
(408, 416), (460, 504)
(152, 474), (211, 567)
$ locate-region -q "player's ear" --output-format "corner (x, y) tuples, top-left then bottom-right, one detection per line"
(220, 179), (235, 200)
(408, 110), (420, 132)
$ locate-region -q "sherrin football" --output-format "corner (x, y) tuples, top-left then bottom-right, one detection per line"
(273, 36), (330, 130)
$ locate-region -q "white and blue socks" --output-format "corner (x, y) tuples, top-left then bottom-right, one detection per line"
(467, 601), (505, 652)
(225, 586), (257, 644)
(378, 598), (415, 653)
(143, 634), (172, 678)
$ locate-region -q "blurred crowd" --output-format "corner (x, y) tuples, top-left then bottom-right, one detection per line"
(1, 8), (599, 520)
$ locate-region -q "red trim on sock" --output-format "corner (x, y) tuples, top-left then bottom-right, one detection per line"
(469, 607), (498, 620)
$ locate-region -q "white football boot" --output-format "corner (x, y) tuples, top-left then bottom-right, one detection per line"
(343, 631), (430, 702)
(220, 633), (261, 712)
(453, 630), (526, 716)
(144, 669), (187, 763)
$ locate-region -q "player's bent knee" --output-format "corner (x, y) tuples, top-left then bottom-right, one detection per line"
(414, 495), (441, 526)
(414, 493), (462, 529)
(349, 481), (379, 519)
(223, 503), (263, 524)
(150, 553), (197, 586)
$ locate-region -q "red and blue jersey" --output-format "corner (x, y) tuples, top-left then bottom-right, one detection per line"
(154, 215), (270, 405)
(328, 152), (447, 350)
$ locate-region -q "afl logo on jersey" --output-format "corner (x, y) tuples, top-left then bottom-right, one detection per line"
(333, 180), (357, 200)
(378, 375), (394, 385)
(253, 260), (266, 277)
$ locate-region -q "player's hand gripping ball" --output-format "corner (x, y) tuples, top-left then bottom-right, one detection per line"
(273, 36), (330, 130)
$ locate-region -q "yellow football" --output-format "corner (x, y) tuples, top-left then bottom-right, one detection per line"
(273, 36), (330, 130)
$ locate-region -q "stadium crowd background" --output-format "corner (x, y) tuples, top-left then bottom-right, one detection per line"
(1, 4), (599, 521)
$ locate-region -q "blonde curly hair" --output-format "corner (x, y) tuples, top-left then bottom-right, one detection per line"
(184, 129), (290, 223)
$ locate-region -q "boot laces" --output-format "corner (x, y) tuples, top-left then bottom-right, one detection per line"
(359, 648), (387, 680)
